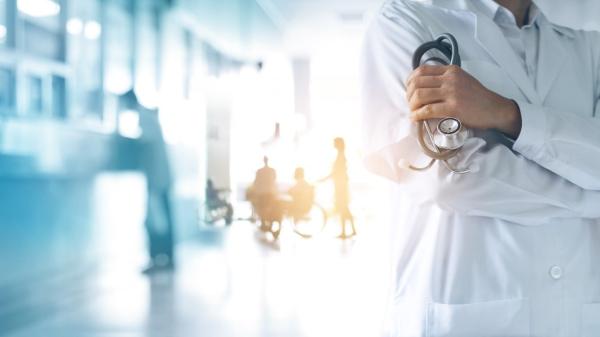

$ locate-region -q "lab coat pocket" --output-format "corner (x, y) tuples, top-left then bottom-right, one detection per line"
(582, 303), (600, 337)
(427, 298), (530, 337)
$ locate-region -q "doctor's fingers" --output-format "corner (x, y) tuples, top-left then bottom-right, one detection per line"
(406, 76), (443, 97)
(407, 88), (445, 111)
(406, 65), (447, 85)
(410, 103), (452, 122)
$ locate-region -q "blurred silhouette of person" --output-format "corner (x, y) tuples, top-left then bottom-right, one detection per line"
(321, 137), (356, 239)
(287, 167), (315, 221)
(205, 179), (233, 225)
(246, 156), (279, 232)
(119, 89), (175, 273)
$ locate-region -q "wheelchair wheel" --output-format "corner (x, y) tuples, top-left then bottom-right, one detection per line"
(292, 203), (327, 238)
(203, 206), (219, 225)
(203, 204), (231, 226)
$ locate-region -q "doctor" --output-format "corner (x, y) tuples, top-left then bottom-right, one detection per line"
(361, 0), (600, 336)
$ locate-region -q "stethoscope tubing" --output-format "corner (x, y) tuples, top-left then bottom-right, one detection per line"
(408, 33), (470, 174)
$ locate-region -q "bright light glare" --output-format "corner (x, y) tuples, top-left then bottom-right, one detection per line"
(0, 25), (6, 43)
(159, 99), (205, 146)
(230, 55), (296, 188)
(84, 20), (102, 40)
(118, 110), (142, 139)
(17, 0), (60, 18)
(66, 18), (83, 35)
(105, 68), (132, 95)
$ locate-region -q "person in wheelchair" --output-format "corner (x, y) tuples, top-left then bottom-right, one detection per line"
(287, 167), (315, 222)
(205, 179), (233, 225)
(246, 156), (279, 231)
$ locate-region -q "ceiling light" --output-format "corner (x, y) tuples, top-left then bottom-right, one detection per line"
(0, 25), (6, 42)
(84, 20), (102, 40)
(17, 0), (61, 18)
(66, 18), (83, 35)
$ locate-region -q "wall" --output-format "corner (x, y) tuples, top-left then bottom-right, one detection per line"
(175, 0), (283, 59)
(206, 79), (233, 189)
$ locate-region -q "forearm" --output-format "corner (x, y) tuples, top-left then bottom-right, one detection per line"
(512, 100), (600, 190)
(494, 99), (522, 139)
(431, 139), (600, 226)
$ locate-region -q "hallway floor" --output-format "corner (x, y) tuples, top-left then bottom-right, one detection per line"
(4, 220), (390, 337)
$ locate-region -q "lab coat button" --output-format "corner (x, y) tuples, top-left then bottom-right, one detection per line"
(549, 266), (563, 280)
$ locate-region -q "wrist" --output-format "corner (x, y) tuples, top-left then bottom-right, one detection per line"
(496, 98), (522, 139)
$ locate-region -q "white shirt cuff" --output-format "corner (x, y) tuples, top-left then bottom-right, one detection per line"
(512, 100), (548, 163)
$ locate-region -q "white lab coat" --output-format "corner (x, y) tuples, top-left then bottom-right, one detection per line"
(361, 1), (600, 336)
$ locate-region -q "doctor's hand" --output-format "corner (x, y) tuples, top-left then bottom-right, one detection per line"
(406, 65), (522, 139)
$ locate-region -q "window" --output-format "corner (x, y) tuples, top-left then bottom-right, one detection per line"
(104, 0), (134, 95)
(52, 75), (66, 118)
(0, 68), (14, 113)
(134, 2), (160, 108)
(14, 0), (68, 118)
(18, 0), (65, 61)
(0, 0), (14, 115)
(24, 74), (43, 115)
(0, 0), (6, 45)
(67, 0), (102, 120)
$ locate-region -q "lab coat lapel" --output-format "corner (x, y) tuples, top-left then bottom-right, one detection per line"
(473, 12), (542, 105)
(536, 15), (566, 103)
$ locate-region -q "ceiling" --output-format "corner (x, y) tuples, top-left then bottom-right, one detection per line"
(262, 0), (377, 21)
(256, 0), (383, 55)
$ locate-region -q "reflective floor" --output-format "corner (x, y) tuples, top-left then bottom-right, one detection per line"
(4, 215), (391, 337)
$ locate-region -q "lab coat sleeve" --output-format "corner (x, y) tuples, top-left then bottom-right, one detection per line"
(361, 3), (600, 226)
(512, 32), (600, 190)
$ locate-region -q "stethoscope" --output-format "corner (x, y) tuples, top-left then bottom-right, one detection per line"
(408, 33), (471, 174)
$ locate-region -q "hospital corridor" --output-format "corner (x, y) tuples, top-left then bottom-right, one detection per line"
(0, 173), (390, 337)
(1, 0), (600, 336)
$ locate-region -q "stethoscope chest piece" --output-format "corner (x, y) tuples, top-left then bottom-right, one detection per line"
(433, 117), (469, 150)
(407, 33), (471, 174)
